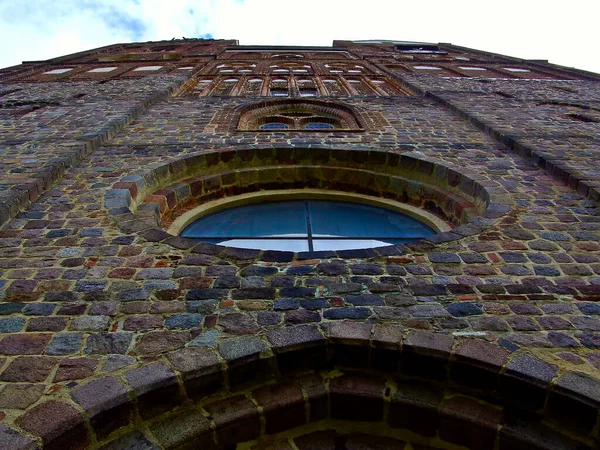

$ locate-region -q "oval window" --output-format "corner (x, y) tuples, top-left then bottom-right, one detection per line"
(180, 200), (435, 251)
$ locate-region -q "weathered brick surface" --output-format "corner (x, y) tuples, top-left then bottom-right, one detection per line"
(0, 38), (599, 450)
(15, 400), (88, 448)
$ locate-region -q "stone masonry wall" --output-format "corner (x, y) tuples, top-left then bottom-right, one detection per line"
(0, 75), (190, 226)
(0, 41), (599, 449)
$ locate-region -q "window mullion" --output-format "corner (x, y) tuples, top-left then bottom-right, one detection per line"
(305, 200), (314, 252)
(289, 74), (299, 98)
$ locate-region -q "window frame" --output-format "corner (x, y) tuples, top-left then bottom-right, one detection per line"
(169, 189), (451, 252)
(179, 197), (440, 251)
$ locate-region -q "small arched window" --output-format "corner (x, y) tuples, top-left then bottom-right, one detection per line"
(237, 100), (362, 132)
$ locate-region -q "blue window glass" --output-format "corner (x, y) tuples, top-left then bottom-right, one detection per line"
(181, 201), (307, 238)
(305, 123), (334, 130)
(181, 200), (436, 251)
(309, 201), (432, 239)
(259, 123), (289, 130)
(270, 89), (289, 97)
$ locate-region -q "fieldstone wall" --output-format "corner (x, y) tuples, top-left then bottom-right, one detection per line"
(0, 40), (599, 449)
(0, 76), (190, 226)
(398, 75), (600, 201)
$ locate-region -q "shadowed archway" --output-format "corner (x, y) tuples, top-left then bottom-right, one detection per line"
(12, 328), (600, 449)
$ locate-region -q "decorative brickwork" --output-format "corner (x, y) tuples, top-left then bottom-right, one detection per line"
(236, 99), (363, 131)
(0, 39), (600, 449)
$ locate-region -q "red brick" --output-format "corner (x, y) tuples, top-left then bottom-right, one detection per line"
(0, 333), (51, 355)
(0, 356), (56, 382)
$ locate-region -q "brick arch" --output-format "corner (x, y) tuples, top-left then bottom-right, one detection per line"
(236, 99), (364, 130)
(106, 146), (509, 257)
(12, 331), (599, 449)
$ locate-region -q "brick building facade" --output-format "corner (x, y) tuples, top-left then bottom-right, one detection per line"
(0, 39), (599, 449)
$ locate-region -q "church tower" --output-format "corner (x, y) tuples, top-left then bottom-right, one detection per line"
(0, 39), (599, 449)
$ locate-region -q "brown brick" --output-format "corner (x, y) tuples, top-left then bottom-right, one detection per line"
(389, 381), (443, 437)
(0, 383), (45, 409)
(54, 357), (99, 382)
(204, 395), (260, 447)
(330, 374), (385, 422)
(252, 382), (305, 433)
(402, 330), (453, 381)
(0, 356), (56, 382)
(451, 339), (510, 395)
(71, 376), (132, 440)
(439, 396), (502, 449)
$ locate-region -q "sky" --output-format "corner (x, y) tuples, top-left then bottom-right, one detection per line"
(0, 0), (599, 74)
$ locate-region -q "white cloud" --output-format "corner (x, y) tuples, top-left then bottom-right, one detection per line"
(0, 0), (599, 74)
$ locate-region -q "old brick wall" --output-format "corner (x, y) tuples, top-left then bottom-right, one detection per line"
(0, 40), (599, 449)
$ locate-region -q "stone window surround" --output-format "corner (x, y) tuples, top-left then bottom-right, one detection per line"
(105, 147), (506, 259)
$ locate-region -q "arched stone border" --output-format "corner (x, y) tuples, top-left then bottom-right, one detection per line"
(153, 167), (472, 228)
(9, 330), (599, 449)
(167, 189), (453, 237)
(105, 147), (511, 259)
